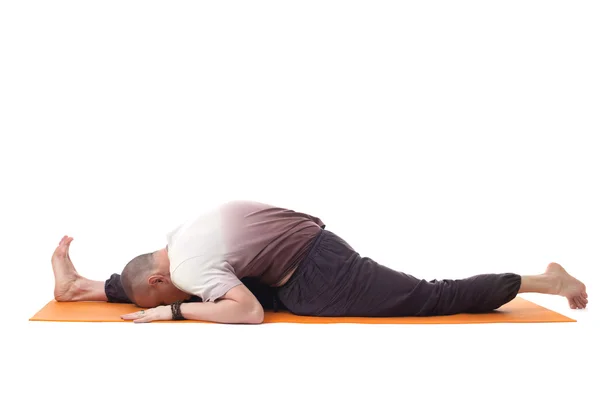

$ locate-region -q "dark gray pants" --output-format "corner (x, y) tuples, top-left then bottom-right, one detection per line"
(276, 229), (522, 317)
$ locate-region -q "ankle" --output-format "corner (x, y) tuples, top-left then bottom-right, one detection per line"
(546, 272), (562, 295)
(54, 275), (87, 301)
(518, 274), (560, 295)
(68, 277), (94, 301)
(71, 278), (108, 302)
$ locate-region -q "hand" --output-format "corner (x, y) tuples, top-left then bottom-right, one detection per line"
(120, 306), (172, 323)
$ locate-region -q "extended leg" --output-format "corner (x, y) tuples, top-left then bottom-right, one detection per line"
(51, 236), (285, 309)
(52, 236), (109, 302)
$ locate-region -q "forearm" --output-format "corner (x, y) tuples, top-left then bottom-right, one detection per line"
(180, 299), (264, 324)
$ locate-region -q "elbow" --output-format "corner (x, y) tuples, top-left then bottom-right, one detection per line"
(245, 305), (264, 324)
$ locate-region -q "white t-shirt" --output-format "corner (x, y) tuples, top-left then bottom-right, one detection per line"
(167, 206), (243, 302)
(166, 200), (325, 302)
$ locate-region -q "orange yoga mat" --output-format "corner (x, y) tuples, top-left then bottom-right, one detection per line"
(30, 296), (574, 324)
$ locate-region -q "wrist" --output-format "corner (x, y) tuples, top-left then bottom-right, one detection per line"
(170, 301), (185, 320)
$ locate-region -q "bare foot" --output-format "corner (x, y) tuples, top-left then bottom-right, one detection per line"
(51, 235), (83, 301)
(545, 262), (588, 309)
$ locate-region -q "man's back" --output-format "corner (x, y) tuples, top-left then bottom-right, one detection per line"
(167, 200), (325, 302)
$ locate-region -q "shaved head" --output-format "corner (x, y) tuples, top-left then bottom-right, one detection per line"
(119, 247), (188, 308)
(121, 252), (156, 305)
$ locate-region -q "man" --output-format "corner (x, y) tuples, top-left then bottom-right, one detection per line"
(51, 200), (588, 324)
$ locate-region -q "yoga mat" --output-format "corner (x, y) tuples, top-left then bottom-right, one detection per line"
(30, 296), (574, 324)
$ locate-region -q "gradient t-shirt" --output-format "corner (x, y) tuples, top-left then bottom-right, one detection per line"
(167, 200), (325, 302)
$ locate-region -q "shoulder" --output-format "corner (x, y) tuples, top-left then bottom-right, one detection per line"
(167, 213), (227, 262)
(171, 256), (229, 277)
(171, 257), (236, 289)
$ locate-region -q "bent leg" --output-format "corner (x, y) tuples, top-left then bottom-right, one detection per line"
(240, 277), (287, 311)
(106, 274), (284, 309)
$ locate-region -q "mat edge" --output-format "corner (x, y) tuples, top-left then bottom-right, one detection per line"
(29, 297), (577, 324)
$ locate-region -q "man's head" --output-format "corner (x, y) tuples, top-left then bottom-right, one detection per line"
(121, 248), (190, 307)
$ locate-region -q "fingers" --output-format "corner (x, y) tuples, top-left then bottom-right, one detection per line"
(121, 311), (145, 320)
(133, 316), (153, 323)
(120, 308), (167, 323)
(121, 310), (156, 323)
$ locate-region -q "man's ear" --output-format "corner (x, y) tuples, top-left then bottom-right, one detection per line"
(148, 274), (165, 286)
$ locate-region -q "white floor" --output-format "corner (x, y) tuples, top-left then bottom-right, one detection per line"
(6, 291), (597, 400)
(3, 2), (599, 399)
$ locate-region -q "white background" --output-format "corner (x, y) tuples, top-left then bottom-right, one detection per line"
(1, 1), (598, 399)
